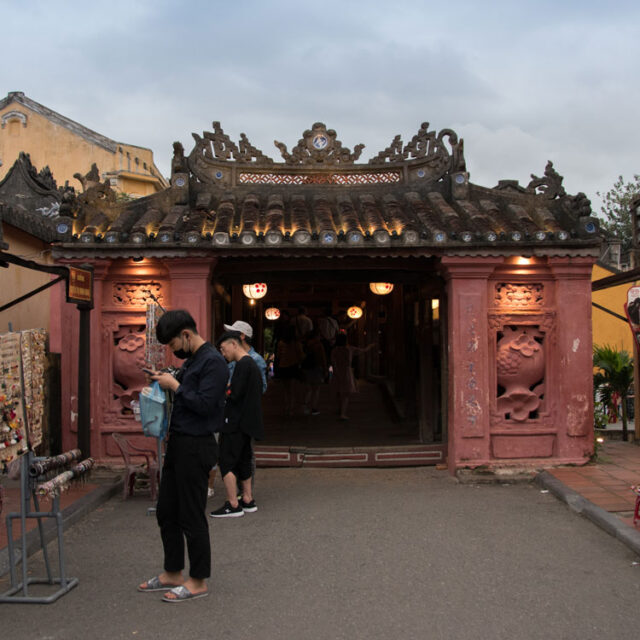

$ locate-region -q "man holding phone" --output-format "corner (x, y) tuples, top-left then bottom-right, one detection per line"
(137, 309), (227, 603)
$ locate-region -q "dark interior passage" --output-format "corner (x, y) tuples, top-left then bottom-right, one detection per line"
(261, 380), (419, 448)
(212, 257), (446, 448)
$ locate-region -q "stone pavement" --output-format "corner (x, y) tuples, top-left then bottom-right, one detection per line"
(0, 469), (121, 577)
(1, 465), (640, 639)
(555, 441), (640, 519)
(537, 440), (640, 555)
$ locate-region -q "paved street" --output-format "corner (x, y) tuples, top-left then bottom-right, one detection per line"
(1, 467), (640, 639)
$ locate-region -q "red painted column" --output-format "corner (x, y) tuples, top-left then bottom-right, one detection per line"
(55, 259), (111, 456)
(549, 256), (596, 461)
(165, 259), (216, 341)
(441, 257), (503, 473)
(87, 261), (112, 459)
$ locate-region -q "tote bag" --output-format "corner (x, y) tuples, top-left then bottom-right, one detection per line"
(138, 381), (168, 438)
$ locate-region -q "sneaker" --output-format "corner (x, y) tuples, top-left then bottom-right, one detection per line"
(239, 498), (258, 513)
(209, 501), (244, 518)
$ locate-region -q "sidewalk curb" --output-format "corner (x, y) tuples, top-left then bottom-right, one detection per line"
(536, 470), (640, 557)
(0, 476), (123, 578)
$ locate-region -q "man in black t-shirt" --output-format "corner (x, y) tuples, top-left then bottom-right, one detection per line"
(210, 331), (264, 518)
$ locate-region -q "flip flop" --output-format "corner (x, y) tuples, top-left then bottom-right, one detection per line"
(137, 576), (183, 592)
(162, 585), (209, 603)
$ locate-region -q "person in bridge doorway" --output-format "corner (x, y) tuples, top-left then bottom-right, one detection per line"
(301, 328), (328, 415)
(137, 309), (227, 602)
(317, 307), (339, 360)
(276, 324), (305, 417)
(293, 305), (313, 340)
(211, 331), (264, 518)
(331, 332), (375, 421)
(207, 320), (267, 498)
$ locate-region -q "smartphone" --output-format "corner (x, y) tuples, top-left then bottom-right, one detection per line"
(141, 367), (156, 375)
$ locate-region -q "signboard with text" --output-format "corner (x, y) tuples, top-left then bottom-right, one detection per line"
(66, 266), (93, 306)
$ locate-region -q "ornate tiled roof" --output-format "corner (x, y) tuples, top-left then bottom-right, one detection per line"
(2, 122), (601, 258)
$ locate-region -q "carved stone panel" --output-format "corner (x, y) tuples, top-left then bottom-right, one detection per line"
(100, 318), (149, 426)
(495, 283), (544, 310)
(113, 325), (147, 415)
(112, 283), (164, 308)
(495, 325), (545, 422)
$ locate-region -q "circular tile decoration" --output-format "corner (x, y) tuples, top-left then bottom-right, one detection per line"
(312, 134), (328, 150)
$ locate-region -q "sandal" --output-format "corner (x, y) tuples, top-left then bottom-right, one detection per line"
(137, 576), (183, 592)
(162, 585), (209, 603)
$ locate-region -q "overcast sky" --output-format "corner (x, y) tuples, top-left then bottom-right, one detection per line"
(3, 0), (639, 211)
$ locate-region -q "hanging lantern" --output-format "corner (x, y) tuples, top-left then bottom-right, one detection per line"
(369, 282), (394, 295)
(242, 283), (267, 300)
(265, 307), (280, 321)
(347, 306), (363, 319)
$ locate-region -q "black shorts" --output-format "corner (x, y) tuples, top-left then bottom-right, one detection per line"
(219, 432), (253, 480)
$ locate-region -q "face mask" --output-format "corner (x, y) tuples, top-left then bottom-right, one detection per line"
(172, 334), (191, 360)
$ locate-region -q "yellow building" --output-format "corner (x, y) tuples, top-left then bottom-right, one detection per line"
(0, 91), (167, 197)
(592, 262), (635, 354)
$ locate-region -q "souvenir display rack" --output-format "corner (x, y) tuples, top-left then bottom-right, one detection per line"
(0, 448), (94, 604)
(0, 329), (47, 470)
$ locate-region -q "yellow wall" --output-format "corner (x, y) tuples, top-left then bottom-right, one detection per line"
(0, 225), (53, 332)
(592, 263), (635, 354)
(0, 101), (166, 197)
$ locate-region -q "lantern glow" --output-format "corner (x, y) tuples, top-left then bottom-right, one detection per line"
(369, 282), (394, 295)
(347, 306), (363, 319)
(265, 307), (280, 321)
(242, 283), (267, 299)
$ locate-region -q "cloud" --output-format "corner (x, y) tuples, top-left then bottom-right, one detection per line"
(2, 0), (639, 214)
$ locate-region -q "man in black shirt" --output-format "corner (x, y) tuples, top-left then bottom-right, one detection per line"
(210, 331), (264, 518)
(137, 310), (227, 602)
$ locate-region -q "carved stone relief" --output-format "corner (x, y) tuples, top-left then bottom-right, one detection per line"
(495, 325), (545, 422)
(495, 283), (544, 309)
(112, 283), (164, 307)
(112, 325), (147, 414)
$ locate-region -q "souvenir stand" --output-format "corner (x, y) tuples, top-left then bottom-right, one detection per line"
(0, 329), (94, 604)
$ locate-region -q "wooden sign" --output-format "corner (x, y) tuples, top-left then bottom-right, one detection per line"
(66, 266), (93, 306)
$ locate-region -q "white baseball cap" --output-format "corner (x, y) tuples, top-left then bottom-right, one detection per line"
(223, 320), (253, 338)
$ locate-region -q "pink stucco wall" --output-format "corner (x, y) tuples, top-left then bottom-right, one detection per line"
(52, 254), (595, 471)
(443, 255), (595, 473)
(51, 257), (214, 460)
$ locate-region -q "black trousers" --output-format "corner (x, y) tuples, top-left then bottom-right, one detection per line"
(156, 434), (217, 579)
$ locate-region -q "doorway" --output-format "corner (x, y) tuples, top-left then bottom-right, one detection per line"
(212, 257), (446, 451)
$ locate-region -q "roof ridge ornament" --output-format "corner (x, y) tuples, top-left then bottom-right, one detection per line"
(238, 133), (273, 165)
(202, 121), (241, 161)
(274, 122), (364, 165)
(190, 122), (273, 167)
(368, 122), (466, 175)
(526, 161), (566, 199)
(369, 134), (405, 165)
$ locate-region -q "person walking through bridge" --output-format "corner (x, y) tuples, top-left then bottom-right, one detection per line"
(207, 320), (267, 498)
(210, 331), (265, 518)
(331, 332), (375, 421)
